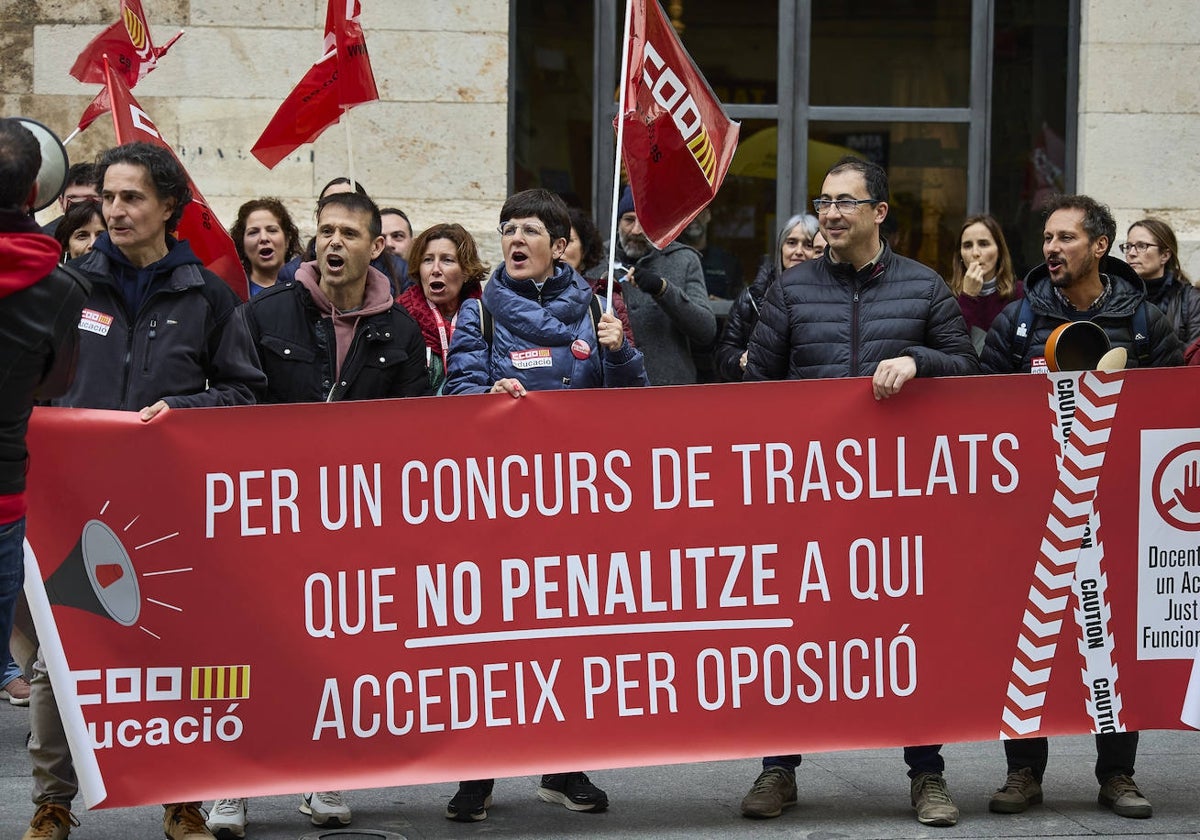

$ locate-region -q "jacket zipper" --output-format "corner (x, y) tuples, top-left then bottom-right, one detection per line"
(326, 325), (371, 402)
(850, 285), (861, 374)
(143, 315), (158, 373)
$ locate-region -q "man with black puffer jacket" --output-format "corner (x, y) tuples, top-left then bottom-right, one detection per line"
(980, 196), (1182, 376)
(742, 156), (977, 828)
(980, 194), (1181, 822)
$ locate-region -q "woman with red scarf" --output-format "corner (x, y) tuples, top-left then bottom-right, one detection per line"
(396, 223), (487, 392)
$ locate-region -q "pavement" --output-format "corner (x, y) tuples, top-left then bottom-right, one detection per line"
(1, 699), (1198, 839)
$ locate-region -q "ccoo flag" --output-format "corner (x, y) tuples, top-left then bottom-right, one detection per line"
(70, 0), (182, 87)
(103, 59), (249, 301)
(252, 0), (380, 168)
(619, 0), (739, 248)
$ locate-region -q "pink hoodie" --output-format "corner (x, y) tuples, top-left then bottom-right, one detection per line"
(294, 261), (396, 380)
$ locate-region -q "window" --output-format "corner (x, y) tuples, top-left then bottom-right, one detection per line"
(511, 0), (1075, 285)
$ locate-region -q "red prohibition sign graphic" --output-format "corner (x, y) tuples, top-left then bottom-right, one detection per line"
(1152, 441), (1200, 531)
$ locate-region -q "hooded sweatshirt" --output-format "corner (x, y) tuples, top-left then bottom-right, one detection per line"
(294, 261), (396, 380)
(0, 209), (60, 299)
(92, 233), (204, 316)
(0, 209), (81, 520)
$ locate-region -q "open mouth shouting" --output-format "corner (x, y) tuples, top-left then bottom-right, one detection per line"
(324, 252), (346, 274)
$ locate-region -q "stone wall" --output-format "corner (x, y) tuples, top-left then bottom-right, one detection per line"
(1079, 0), (1200, 279)
(4, 0), (510, 264)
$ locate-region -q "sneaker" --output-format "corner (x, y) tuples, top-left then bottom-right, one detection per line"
(2, 675), (31, 706)
(1098, 774), (1152, 819)
(21, 804), (78, 840)
(446, 779), (494, 822)
(163, 803), (216, 840)
(205, 798), (247, 839)
(740, 767), (798, 818)
(299, 791), (351, 826)
(911, 772), (959, 827)
(989, 767), (1043, 814)
(536, 772), (609, 812)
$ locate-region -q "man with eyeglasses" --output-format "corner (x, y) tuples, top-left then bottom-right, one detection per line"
(742, 155), (978, 827)
(977, 195), (1181, 821)
(598, 186), (716, 385)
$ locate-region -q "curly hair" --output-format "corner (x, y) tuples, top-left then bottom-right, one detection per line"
(407, 223), (489, 299)
(229, 198), (303, 272)
(96, 142), (192, 233)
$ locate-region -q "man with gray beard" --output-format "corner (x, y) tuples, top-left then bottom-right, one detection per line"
(599, 186), (715, 385)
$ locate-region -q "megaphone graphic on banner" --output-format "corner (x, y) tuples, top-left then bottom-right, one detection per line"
(45, 520), (141, 626)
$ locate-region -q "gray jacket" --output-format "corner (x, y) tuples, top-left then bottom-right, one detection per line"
(596, 240), (716, 385)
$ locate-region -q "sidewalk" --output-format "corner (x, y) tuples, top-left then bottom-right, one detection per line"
(1, 701), (1197, 839)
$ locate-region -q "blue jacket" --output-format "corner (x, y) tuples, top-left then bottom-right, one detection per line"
(443, 263), (649, 394)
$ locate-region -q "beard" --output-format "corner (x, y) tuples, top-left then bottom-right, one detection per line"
(1050, 251), (1096, 289)
(620, 231), (650, 260)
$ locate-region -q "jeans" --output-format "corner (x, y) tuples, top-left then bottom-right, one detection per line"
(763, 745), (944, 777)
(1003, 733), (1139, 783)
(0, 518), (26, 690)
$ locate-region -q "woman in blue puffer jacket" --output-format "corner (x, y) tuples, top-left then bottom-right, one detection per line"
(444, 188), (648, 397)
(439, 188), (646, 823)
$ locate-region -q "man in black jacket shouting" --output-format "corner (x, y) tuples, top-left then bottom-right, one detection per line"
(742, 156), (978, 827)
(979, 194), (1180, 821)
(208, 190), (430, 840)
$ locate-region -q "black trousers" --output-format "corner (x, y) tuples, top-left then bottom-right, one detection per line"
(1003, 732), (1138, 783)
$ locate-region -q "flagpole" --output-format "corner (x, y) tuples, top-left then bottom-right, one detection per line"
(604, 0), (637, 316)
(344, 107), (356, 191)
(63, 129), (80, 146)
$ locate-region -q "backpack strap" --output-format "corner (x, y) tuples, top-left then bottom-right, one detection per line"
(1131, 300), (1151, 365)
(589, 294), (603, 341)
(1009, 296), (1035, 369)
(479, 299), (494, 350)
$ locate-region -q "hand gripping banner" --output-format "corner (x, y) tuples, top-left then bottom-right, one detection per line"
(22, 369), (1200, 809)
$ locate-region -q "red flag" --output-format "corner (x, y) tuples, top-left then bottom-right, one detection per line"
(70, 0), (182, 87)
(103, 60), (249, 301)
(76, 88), (112, 133)
(252, 0), (379, 168)
(619, 0), (739, 248)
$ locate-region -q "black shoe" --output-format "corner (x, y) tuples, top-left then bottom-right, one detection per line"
(446, 779), (494, 822)
(536, 772), (609, 812)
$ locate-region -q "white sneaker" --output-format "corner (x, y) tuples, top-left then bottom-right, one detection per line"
(299, 791), (351, 826)
(206, 798), (247, 839)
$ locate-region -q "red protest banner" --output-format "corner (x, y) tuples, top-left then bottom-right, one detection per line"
(23, 370), (1200, 809)
(252, 0), (379, 169)
(619, 0), (740, 247)
(103, 59), (248, 300)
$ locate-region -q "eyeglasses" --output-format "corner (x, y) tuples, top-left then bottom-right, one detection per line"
(812, 198), (879, 215)
(1118, 241), (1159, 255)
(498, 222), (549, 239)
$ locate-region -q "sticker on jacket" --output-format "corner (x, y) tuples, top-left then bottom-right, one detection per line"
(1030, 356), (1048, 374)
(79, 309), (114, 337)
(510, 348), (553, 369)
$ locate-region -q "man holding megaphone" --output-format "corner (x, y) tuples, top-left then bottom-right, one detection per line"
(0, 118), (89, 713)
